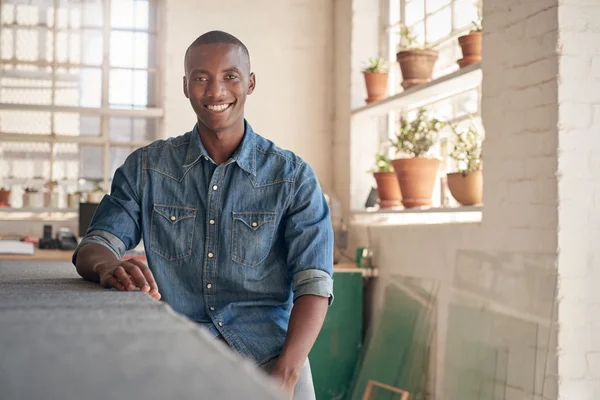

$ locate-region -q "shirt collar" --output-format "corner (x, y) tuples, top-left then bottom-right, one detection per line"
(183, 119), (256, 176)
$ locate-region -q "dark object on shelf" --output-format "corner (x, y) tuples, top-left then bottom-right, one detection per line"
(39, 225), (58, 250)
(79, 202), (99, 237)
(56, 227), (78, 250)
(365, 187), (378, 208)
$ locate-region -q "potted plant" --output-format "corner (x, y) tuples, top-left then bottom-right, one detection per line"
(87, 181), (105, 203)
(67, 191), (83, 209)
(369, 152), (402, 208)
(0, 186), (11, 207)
(44, 180), (59, 208)
(391, 108), (445, 208)
(457, 20), (482, 68)
(362, 58), (389, 103)
(23, 187), (44, 208)
(396, 24), (438, 90)
(447, 120), (483, 205)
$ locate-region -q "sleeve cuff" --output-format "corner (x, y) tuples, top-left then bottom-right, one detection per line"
(292, 268), (334, 305)
(72, 229), (127, 265)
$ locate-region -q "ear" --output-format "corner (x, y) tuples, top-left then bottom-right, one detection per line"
(183, 76), (189, 98)
(247, 72), (256, 95)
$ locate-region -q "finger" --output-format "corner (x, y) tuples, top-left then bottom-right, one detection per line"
(114, 266), (136, 291)
(128, 259), (160, 295)
(104, 275), (125, 291)
(122, 263), (150, 292)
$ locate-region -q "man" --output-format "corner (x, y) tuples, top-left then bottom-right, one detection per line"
(73, 30), (334, 400)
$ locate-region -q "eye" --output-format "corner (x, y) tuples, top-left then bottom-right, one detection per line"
(225, 74), (238, 80)
(194, 77), (207, 82)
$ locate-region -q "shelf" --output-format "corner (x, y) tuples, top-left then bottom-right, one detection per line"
(0, 207), (78, 213)
(351, 62), (482, 118)
(352, 205), (482, 215)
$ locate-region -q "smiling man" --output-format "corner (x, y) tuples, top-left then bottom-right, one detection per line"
(72, 31), (334, 399)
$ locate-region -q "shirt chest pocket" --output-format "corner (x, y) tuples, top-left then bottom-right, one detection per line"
(150, 204), (197, 260)
(231, 211), (277, 267)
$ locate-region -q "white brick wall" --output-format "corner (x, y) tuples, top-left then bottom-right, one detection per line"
(557, 0), (600, 397)
(163, 0), (334, 188)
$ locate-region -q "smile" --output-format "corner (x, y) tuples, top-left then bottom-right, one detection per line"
(205, 103), (233, 112)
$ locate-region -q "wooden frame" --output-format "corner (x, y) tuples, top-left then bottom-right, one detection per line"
(362, 380), (410, 400)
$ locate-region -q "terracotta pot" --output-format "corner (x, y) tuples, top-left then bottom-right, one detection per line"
(0, 189), (10, 206)
(391, 157), (440, 208)
(447, 169), (483, 206)
(363, 71), (389, 103)
(396, 49), (439, 90)
(373, 171), (402, 208)
(458, 32), (482, 68)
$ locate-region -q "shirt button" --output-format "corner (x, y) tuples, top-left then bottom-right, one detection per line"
(208, 252), (214, 258)
(206, 283), (212, 289)
(251, 222), (258, 227)
(209, 219), (215, 225)
(212, 185), (218, 191)
(204, 156), (208, 161)
(170, 216), (176, 221)
(218, 322), (223, 327)
(210, 307), (215, 311)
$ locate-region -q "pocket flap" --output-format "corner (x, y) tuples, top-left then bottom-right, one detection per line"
(233, 211), (276, 230)
(153, 204), (197, 224)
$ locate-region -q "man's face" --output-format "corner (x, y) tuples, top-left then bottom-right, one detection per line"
(183, 43), (255, 133)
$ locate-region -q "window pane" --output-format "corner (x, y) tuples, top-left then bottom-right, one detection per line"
(133, 32), (149, 68)
(15, 28), (39, 61)
(454, 0), (479, 30)
(109, 69), (156, 108)
(81, 29), (103, 65)
(79, 68), (102, 108)
(453, 89), (479, 117)
(81, 0), (103, 27)
(110, 31), (133, 67)
(111, 0), (135, 29)
(426, 6), (451, 43)
(0, 142), (51, 181)
(433, 40), (458, 78)
(1, 29), (14, 60)
(405, 0), (424, 26)
(134, 0), (149, 30)
(0, 110), (51, 134)
(1, 3), (16, 24)
(54, 113), (101, 136)
(426, 0), (450, 14)
(109, 147), (135, 181)
(110, 117), (157, 142)
(0, 65), (52, 105)
(79, 145), (104, 181)
(411, 21), (425, 47)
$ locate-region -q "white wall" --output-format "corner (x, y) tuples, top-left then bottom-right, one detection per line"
(340, 0), (562, 398)
(163, 0), (334, 189)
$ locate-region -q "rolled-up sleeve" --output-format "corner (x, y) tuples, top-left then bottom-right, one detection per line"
(72, 148), (144, 266)
(284, 162), (334, 304)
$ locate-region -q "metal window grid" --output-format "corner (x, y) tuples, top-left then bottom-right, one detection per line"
(0, 0), (164, 192)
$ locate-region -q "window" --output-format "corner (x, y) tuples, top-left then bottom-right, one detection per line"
(383, 0), (483, 208)
(0, 0), (162, 209)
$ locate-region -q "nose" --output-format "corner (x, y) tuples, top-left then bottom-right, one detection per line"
(206, 79), (226, 98)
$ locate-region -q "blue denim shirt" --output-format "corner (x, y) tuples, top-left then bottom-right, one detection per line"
(73, 120), (334, 365)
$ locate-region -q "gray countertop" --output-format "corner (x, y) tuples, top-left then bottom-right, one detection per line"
(0, 261), (280, 400)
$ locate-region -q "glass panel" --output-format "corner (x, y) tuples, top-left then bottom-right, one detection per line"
(81, 29), (103, 65)
(426, 6), (452, 43)
(0, 142), (51, 181)
(133, 32), (149, 68)
(109, 146), (135, 181)
(54, 113), (101, 136)
(15, 28), (39, 61)
(411, 21), (425, 47)
(52, 142), (82, 182)
(426, 0), (450, 14)
(1, 29), (14, 60)
(79, 145), (104, 181)
(110, 30), (133, 67)
(1, 3), (16, 24)
(433, 39), (458, 78)
(454, 0), (479, 30)
(109, 69), (156, 108)
(453, 88), (480, 117)
(134, 0), (150, 30)
(110, 0), (135, 29)
(109, 117), (157, 142)
(79, 68), (102, 108)
(405, 0), (425, 26)
(0, 110), (51, 134)
(0, 65), (53, 105)
(81, 0), (103, 28)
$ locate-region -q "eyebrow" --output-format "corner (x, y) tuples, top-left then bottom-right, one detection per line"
(189, 67), (242, 75)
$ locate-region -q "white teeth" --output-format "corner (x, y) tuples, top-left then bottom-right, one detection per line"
(207, 104), (231, 112)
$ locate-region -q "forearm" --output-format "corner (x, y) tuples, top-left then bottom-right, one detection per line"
(75, 243), (119, 282)
(275, 295), (329, 380)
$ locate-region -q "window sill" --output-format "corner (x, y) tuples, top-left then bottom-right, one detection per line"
(350, 205), (482, 225)
(351, 62), (482, 118)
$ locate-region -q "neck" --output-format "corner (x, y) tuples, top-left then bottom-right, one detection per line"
(196, 119), (245, 165)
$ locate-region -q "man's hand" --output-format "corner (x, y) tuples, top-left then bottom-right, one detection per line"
(95, 259), (161, 300)
(270, 361), (300, 400)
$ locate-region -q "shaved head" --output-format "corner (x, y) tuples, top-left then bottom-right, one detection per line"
(184, 30), (251, 75)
